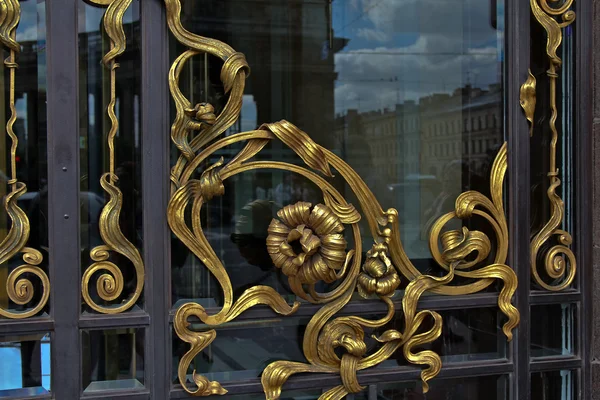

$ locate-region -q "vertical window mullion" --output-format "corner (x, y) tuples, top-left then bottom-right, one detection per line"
(47, 0), (81, 398)
(506, 0), (531, 398)
(574, 0), (593, 397)
(141, 1), (170, 399)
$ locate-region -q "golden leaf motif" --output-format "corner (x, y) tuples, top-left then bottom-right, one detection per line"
(530, 0), (575, 67)
(0, 183), (29, 267)
(198, 157), (224, 201)
(173, 305), (227, 396)
(0, 0), (20, 53)
(323, 191), (361, 224)
(520, 69), (537, 136)
(82, 173), (144, 313)
(398, 267), (455, 392)
(260, 121), (334, 177)
(95, 0), (133, 66)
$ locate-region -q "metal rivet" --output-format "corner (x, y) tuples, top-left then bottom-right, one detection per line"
(62, 167), (67, 171)
(63, 214), (69, 220)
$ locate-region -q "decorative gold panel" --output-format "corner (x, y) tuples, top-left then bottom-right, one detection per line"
(526, 0), (576, 291)
(164, 0), (518, 398)
(81, 0), (144, 313)
(0, 0), (49, 319)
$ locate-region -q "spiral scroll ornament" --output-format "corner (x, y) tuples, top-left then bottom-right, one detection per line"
(0, 0), (50, 319)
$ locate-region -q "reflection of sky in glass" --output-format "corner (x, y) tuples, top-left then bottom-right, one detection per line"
(0, 345), (22, 390)
(241, 95), (257, 132)
(16, 97), (27, 140)
(42, 337), (51, 390)
(79, 0), (139, 33)
(0, 334), (50, 391)
(331, 0), (504, 113)
(16, 2), (46, 90)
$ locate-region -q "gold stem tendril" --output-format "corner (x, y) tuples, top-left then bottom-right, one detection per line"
(82, 0), (144, 314)
(0, 0), (49, 319)
(529, 0), (576, 291)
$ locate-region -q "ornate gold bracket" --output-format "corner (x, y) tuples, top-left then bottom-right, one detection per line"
(81, 0), (144, 314)
(0, 0), (50, 319)
(526, 0), (576, 291)
(164, 0), (519, 397)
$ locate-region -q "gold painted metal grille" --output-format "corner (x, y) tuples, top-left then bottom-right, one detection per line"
(163, 0), (521, 397)
(81, 0), (145, 314)
(0, 0), (49, 319)
(523, 0), (577, 291)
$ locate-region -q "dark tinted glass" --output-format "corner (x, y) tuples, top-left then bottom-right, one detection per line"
(530, 303), (576, 357)
(531, 370), (576, 400)
(173, 306), (505, 384)
(376, 375), (507, 399)
(82, 328), (145, 392)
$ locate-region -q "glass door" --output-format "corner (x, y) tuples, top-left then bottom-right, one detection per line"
(0, 0), (591, 399)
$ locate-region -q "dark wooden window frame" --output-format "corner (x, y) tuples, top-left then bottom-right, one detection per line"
(0, 0), (592, 399)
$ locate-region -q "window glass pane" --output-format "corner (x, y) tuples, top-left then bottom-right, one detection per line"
(530, 303), (576, 357)
(82, 328), (144, 392)
(376, 375), (508, 399)
(377, 306), (506, 367)
(531, 370), (577, 400)
(78, 0), (143, 312)
(167, 0), (511, 395)
(173, 307), (505, 384)
(0, 0), (49, 318)
(170, 0), (506, 306)
(0, 333), (51, 396)
(173, 316), (310, 383)
(220, 390), (331, 400)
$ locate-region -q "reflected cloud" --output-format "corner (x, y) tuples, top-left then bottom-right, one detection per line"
(333, 0), (503, 113)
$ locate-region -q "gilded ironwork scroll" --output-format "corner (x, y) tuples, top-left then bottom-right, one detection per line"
(0, 0), (50, 319)
(81, 0), (144, 313)
(526, 0), (576, 291)
(164, 0), (519, 397)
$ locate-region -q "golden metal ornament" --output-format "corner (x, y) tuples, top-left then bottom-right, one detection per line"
(81, 0), (145, 314)
(520, 69), (537, 136)
(529, 0), (576, 291)
(267, 202), (348, 286)
(0, 0), (50, 319)
(163, 0), (519, 396)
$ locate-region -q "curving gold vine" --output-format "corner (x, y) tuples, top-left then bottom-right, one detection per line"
(164, 0), (519, 397)
(525, 0), (576, 291)
(0, 0), (50, 319)
(81, 0), (144, 314)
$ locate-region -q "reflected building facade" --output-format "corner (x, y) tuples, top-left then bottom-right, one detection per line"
(335, 83), (503, 186)
(335, 84), (503, 259)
